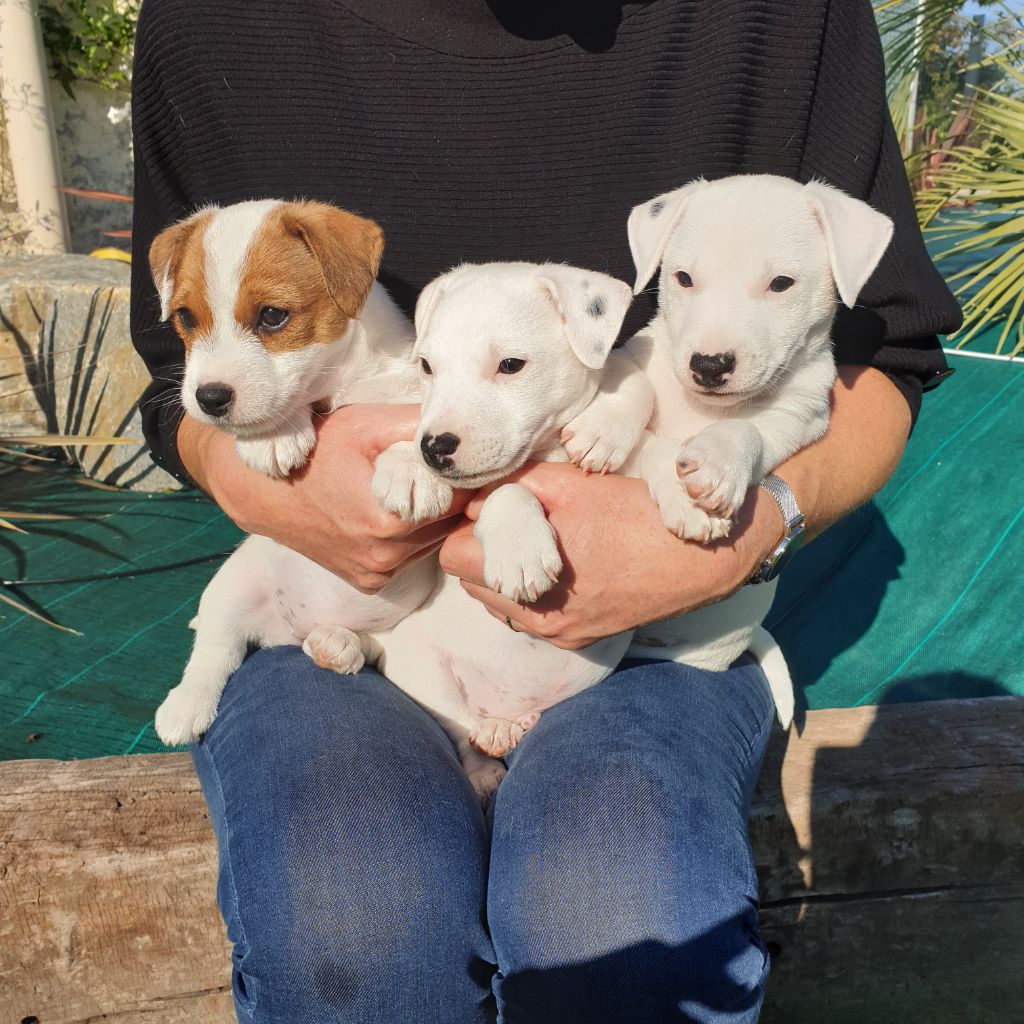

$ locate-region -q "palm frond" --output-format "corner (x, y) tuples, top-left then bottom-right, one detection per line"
(1, 433), (138, 446)
(0, 590), (83, 636)
(917, 70), (1024, 355)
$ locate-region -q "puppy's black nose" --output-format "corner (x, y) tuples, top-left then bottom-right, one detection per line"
(690, 352), (736, 389)
(420, 432), (460, 470)
(195, 383), (235, 417)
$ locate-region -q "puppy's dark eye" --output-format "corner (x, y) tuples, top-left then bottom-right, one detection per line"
(675, 271), (693, 288)
(420, 357), (433, 375)
(498, 358), (526, 375)
(175, 307), (196, 331)
(769, 276), (795, 293)
(257, 306), (290, 331)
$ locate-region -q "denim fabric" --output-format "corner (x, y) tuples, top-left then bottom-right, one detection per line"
(192, 646), (775, 1023)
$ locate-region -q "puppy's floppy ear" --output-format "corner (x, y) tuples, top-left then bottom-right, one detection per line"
(627, 180), (704, 296)
(280, 201), (384, 318)
(536, 265), (633, 370)
(148, 208), (213, 321)
(413, 274), (446, 346)
(804, 181), (894, 309)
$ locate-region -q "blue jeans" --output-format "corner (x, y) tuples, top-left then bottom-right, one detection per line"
(192, 645), (774, 1023)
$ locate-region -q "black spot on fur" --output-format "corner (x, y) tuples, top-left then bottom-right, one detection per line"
(650, 201), (665, 217)
(586, 295), (606, 318)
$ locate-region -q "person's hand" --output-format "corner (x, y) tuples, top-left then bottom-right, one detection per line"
(439, 461), (785, 649)
(179, 404), (472, 592)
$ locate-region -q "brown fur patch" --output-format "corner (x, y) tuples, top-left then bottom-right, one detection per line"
(148, 210), (215, 351)
(236, 201), (384, 354)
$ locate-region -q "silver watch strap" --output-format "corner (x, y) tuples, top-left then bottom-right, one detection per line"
(760, 473), (804, 535)
(749, 473), (805, 585)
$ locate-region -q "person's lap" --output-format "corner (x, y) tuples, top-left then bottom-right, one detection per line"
(193, 644), (774, 1024)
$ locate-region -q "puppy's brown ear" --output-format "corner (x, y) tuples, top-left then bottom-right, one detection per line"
(148, 209), (213, 321)
(282, 202), (384, 319)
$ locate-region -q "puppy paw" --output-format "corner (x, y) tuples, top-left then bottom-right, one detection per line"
(470, 717), (521, 758)
(372, 442), (454, 523)
(155, 684), (219, 746)
(481, 520), (562, 603)
(562, 415), (636, 475)
(646, 471), (715, 542)
(236, 427), (316, 479)
(675, 440), (751, 521)
(302, 625), (365, 675)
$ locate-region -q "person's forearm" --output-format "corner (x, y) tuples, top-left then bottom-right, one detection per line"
(774, 364), (911, 542)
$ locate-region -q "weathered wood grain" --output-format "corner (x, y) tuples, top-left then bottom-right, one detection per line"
(0, 755), (232, 1023)
(752, 695), (1024, 902)
(760, 886), (1024, 1023)
(1, 697), (1022, 1023)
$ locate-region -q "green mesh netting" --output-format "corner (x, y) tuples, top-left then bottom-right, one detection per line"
(769, 350), (1023, 709)
(1, 348), (1021, 762)
(0, 480), (242, 759)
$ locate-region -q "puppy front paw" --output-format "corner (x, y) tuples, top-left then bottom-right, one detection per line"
(675, 440), (751, 521)
(372, 442), (454, 523)
(562, 413), (637, 474)
(236, 427), (316, 478)
(155, 684), (219, 746)
(652, 485), (716, 542)
(302, 625), (365, 675)
(480, 519), (562, 603)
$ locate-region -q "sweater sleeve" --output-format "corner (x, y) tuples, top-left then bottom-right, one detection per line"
(799, 0), (963, 424)
(129, 2), (200, 486)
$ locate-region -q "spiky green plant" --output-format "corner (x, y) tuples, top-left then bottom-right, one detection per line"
(918, 63), (1024, 354)
(0, 435), (132, 632)
(877, 1), (1024, 354)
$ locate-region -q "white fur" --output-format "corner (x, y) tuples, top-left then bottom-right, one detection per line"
(154, 200), (430, 746)
(357, 262), (650, 802)
(621, 174), (894, 710)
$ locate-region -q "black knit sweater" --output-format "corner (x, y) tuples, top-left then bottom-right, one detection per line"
(130, 0), (962, 485)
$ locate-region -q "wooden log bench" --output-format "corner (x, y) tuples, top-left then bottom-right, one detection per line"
(2, 696), (1022, 1023)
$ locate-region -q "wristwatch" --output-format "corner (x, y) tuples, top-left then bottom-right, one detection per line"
(748, 473), (806, 585)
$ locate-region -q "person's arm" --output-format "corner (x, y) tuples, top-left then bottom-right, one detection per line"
(178, 406), (469, 592)
(438, 364), (908, 648)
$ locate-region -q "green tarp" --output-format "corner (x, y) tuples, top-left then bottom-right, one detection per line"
(1, 351), (1021, 762)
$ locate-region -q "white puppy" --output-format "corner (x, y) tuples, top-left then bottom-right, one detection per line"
(355, 262), (653, 800)
(621, 174), (894, 686)
(149, 199), (435, 745)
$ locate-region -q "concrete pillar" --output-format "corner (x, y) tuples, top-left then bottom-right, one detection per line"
(0, 0), (70, 253)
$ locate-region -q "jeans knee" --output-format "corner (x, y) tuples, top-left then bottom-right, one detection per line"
(221, 788), (494, 1022)
(191, 655), (495, 1021)
(489, 662), (772, 1023)
(494, 896), (767, 1024)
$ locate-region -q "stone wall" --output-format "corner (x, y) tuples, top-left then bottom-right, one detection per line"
(0, 253), (178, 490)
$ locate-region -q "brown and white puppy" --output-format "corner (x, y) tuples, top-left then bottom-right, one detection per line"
(150, 198), (417, 476)
(150, 199), (434, 746)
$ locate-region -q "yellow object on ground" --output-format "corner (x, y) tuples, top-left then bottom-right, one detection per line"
(89, 248), (131, 264)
